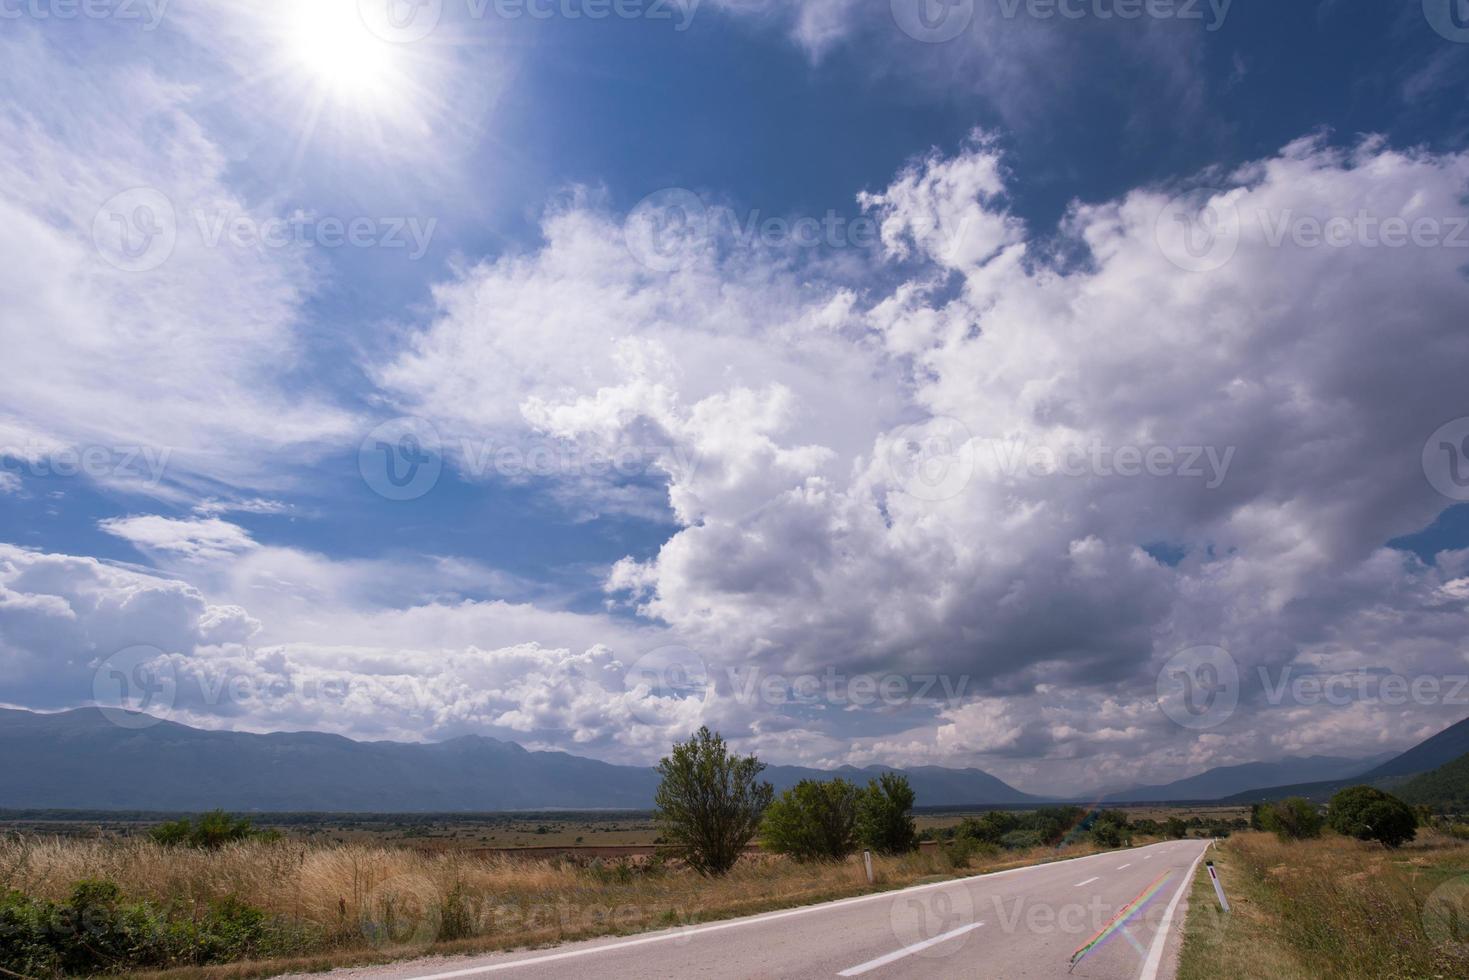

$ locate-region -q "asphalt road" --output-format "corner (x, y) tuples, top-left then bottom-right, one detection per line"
(287, 839), (1211, 980)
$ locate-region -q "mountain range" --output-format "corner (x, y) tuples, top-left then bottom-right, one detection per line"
(1219, 714), (1469, 804)
(1100, 754), (1391, 803)
(3, 707), (1465, 812)
(0, 708), (1044, 811)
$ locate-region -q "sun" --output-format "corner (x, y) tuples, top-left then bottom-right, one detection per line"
(286, 0), (400, 100)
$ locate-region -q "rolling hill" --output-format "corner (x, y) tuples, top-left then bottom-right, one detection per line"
(1396, 752), (1469, 810)
(1221, 714), (1469, 804)
(0, 708), (1045, 811)
(1102, 754), (1388, 802)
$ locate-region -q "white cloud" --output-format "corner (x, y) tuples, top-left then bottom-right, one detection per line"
(0, 27), (355, 501)
(100, 516), (259, 562)
(365, 132), (1469, 790)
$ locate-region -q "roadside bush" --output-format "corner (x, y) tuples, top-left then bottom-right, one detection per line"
(1164, 817), (1189, 839)
(149, 810), (280, 849)
(1258, 797), (1324, 841)
(999, 829), (1042, 850)
(654, 727), (773, 876)
(855, 773), (919, 856)
(1084, 809), (1132, 849)
(955, 811), (1020, 846)
(760, 779), (859, 861)
(0, 879), (294, 977)
(1326, 786), (1417, 848)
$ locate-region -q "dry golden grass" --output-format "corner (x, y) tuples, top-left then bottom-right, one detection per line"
(1178, 831), (1469, 980)
(0, 834), (1107, 979)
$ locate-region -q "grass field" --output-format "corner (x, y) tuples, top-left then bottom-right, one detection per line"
(0, 830), (1116, 979)
(1178, 830), (1469, 980)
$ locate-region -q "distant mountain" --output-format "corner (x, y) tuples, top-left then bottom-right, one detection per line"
(0, 708), (1044, 811)
(1103, 755), (1388, 803)
(1221, 714), (1469, 804)
(1357, 715), (1469, 781)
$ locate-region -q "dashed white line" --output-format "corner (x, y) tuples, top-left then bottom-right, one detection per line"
(837, 922), (984, 976)
(1074, 876), (1101, 887)
(1117, 863), (1132, 870)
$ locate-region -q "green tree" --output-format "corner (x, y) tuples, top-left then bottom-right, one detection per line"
(1164, 816), (1189, 839)
(856, 772), (919, 855)
(1088, 810), (1132, 848)
(955, 811), (1020, 846)
(149, 810), (277, 849)
(654, 727), (773, 876)
(1258, 797), (1324, 841)
(760, 778), (859, 861)
(1327, 786), (1417, 848)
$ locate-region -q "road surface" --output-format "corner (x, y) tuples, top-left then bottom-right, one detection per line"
(285, 839), (1210, 980)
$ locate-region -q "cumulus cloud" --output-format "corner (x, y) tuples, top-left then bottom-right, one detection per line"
(362, 131), (1469, 791)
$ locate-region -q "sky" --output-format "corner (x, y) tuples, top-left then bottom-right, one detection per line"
(2, 0), (1469, 797)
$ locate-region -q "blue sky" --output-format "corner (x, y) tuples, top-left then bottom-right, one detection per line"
(3, 0), (1469, 795)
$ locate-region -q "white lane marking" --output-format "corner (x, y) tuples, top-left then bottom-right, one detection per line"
(1117, 863), (1132, 870)
(1138, 843), (1209, 980)
(837, 922), (985, 977)
(1144, 854), (1153, 860)
(1074, 876), (1101, 887)
(395, 842), (1166, 980)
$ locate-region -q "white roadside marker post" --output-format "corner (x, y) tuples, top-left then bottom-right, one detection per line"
(1206, 860), (1230, 912)
(864, 850), (874, 884)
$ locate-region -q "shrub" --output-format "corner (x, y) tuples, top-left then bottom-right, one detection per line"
(1164, 816), (1189, 839)
(149, 810), (279, 849)
(941, 836), (998, 868)
(1326, 786), (1417, 848)
(0, 879), (290, 977)
(999, 829), (1042, 850)
(654, 727), (773, 877)
(956, 811), (1020, 846)
(1258, 797), (1324, 841)
(855, 773), (919, 856)
(760, 779), (859, 861)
